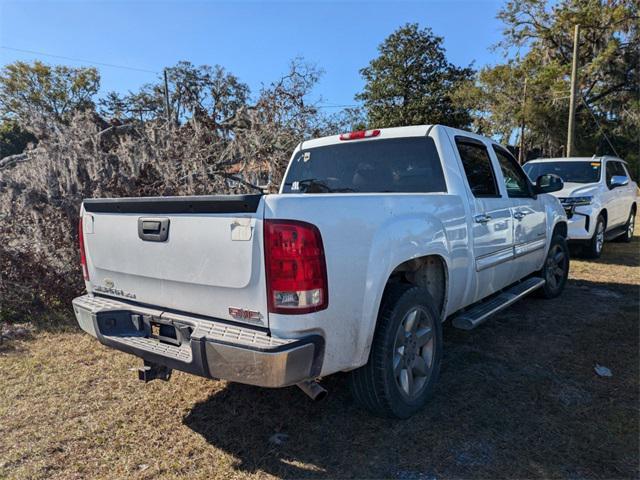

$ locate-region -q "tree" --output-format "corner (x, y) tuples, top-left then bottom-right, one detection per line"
(0, 119), (36, 158)
(200, 64), (250, 127)
(0, 56), (330, 319)
(461, 0), (639, 168)
(456, 57), (571, 155)
(356, 23), (474, 128)
(0, 61), (99, 124)
(99, 62), (250, 128)
(99, 87), (164, 122)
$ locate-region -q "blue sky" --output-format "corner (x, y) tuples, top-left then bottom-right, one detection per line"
(0, 0), (507, 108)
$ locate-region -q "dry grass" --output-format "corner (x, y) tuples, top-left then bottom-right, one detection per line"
(1, 228), (638, 479)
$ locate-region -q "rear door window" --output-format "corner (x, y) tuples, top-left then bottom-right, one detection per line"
(455, 137), (500, 197)
(281, 137), (446, 194)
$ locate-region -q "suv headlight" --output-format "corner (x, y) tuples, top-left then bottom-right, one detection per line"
(560, 196), (593, 207)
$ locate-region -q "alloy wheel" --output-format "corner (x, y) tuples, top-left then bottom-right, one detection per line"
(545, 244), (567, 291)
(595, 221), (605, 254)
(393, 307), (435, 400)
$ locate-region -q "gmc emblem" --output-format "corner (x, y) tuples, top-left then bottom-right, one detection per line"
(228, 307), (262, 323)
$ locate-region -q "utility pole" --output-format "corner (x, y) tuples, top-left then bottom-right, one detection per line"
(566, 24), (580, 157)
(518, 77), (527, 164)
(163, 68), (171, 124)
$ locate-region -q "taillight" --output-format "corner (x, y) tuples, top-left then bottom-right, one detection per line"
(264, 219), (328, 314)
(78, 217), (89, 281)
(339, 129), (380, 140)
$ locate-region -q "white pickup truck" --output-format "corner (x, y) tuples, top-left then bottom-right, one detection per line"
(524, 156), (637, 258)
(73, 125), (569, 418)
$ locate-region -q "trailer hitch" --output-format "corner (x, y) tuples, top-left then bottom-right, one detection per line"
(137, 360), (172, 382)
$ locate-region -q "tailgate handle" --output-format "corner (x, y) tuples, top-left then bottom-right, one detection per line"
(138, 217), (170, 242)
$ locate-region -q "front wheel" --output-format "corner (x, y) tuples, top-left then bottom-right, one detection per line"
(349, 284), (442, 419)
(619, 208), (635, 243)
(584, 214), (606, 258)
(538, 234), (570, 299)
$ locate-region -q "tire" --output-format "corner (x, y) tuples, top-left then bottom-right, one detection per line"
(538, 234), (570, 299)
(619, 208), (635, 243)
(584, 214), (606, 258)
(349, 284), (443, 419)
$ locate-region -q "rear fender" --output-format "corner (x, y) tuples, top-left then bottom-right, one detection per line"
(356, 213), (450, 367)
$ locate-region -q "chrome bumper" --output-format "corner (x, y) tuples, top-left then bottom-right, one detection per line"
(72, 294), (323, 388)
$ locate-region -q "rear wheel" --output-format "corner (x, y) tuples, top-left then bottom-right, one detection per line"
(584, 214), (606, 258)
(349, 284), (442, 418)
(538, 234), (570, 299)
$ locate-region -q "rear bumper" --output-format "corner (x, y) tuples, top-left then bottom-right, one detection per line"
(72, 294), (323, 388)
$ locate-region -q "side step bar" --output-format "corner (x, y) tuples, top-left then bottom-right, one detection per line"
(452, 277), (545, 330)
(604, 225), (627, 241)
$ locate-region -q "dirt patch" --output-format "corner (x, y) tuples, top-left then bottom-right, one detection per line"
(1, 232), (638, 479)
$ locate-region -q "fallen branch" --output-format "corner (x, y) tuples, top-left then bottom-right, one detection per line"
(0, 153), (29, 171)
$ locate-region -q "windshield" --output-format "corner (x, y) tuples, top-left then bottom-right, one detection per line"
(523, 161), (601, 184)
(281, 137), (446, 194)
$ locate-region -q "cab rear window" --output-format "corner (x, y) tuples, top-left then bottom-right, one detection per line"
(281, 137), (446, 194)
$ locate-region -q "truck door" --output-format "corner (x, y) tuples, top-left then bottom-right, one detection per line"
(492, 145), (547, 279)
(605, 160), (629, 228)
(453, 136), (515, 302)
(618, 162), (637, 222)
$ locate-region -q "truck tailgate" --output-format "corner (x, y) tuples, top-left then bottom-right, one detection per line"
(81, 195), (269, 327)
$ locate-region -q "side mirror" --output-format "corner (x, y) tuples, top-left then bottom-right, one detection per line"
(610, 175), (629, 188)
(534, 174), (564, 194)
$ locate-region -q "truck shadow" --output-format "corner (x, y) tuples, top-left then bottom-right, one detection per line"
(569, 223), (639, 267)
(183, 278), (639, 479)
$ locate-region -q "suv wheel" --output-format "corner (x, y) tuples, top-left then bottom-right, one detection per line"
(585, 214), (606, 258)
(538, 234), (570, 299)
(619, 209), (635, 243)
(349, 284), (442, 418)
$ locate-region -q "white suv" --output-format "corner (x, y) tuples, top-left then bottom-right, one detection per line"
(524, 156), (637, 258)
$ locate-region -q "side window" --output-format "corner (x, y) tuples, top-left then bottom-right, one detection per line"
(493, 146), (531, 198)
(615, 162), (628, 178)
(455, 137), (500, 197)
(621, 163), (634, 181)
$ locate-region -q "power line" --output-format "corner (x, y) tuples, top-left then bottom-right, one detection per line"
(580, 95), (619, 158)
(0, 46), (160, 74)
(1, 46), (362, 114)
(315, 103), (359, 109)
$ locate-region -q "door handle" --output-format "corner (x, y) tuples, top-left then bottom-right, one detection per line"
(141, 221), (161, 234)
(138, 217), (170, 242)
(513, 211), (528, 220)
(474, 214), (492, 224)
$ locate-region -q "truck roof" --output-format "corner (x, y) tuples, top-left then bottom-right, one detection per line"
(526, 155), (625, 164)
(297, 124), (502, 152)
(299, 125), (435, 151)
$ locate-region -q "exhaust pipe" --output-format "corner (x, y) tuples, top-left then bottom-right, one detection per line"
(297, 380), (328, 401)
